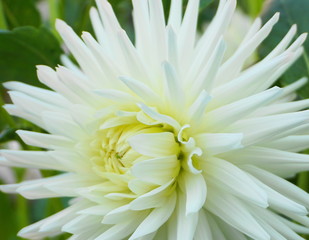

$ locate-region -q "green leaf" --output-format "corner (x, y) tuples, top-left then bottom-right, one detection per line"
(1, 0), (41, 29)
(0, 26), (63, 87)
(260, 0), (309, 98)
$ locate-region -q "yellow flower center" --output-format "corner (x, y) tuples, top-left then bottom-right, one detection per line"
(89, 122), (182, 177)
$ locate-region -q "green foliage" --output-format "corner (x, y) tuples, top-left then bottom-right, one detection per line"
(0, 191), (18, 240)
(58, 0), (95, 35)
(109, 0), (134, 40)
(260, 0), (309, 98)
(199, 0), (214, 11)
(0, 127), (17, 144)
(1, 0), (41, 29)
(237, 0), (264, 18)
(0, 26), (62, 87)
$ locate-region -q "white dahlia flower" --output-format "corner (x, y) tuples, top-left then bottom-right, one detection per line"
(1, 0), (309, 239)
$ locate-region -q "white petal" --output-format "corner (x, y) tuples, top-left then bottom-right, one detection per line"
(56, 66), (101, 106)
(148, 0), (167, 63)
(137, 103), (181, 130)
(178, 171), (207, 214)
(265, 24), (297, 60)
(102, 205), (139, 224)
(280, 217), (309, 234)
(3, 104), (45, 129)
(227, 110), (309, 145)
(42, 111), (86, 139)
(162, 61), (184, 110)
(129, 192), (176, 239)
(195, 133), (243, 155)
(276, 77), (307, 101)
(128, 179), (156, 195)
(251, 206), (305, 240)
(8, 91), (61, 117)
(56, 20), (107, 87)
(167, 26), (179, 70)
(18, 201), (89, 238)
(205, 213), (226, 240)
(17, 130), (74, 149)
(131, 155), (180, 185)
(63, 215), (103, 235)
(217, 13), (280, 84)
(188, 90), (212, 124)
(95, 211), (147, 240)
(168, 0), (182, 31)
(95, 0), (121, 31)
(0, 177), (58, 199)
(190, 38), (226, 96)
(178, 0), (199, 61)
(89, 7), (106, 45)
(94, 89), (136, 103)
(100, 116), (137, 130)
(210, 52), (292, 109)
(203, 158), (268, 207)
(227, 147), (309, 176)
(214, 215), (248, 240)
(252, 99), (309, 117)
(263, 135), (309, 152)
(191, 0), (236, 84)
(129, 180), (174, 210)
(241, 17), (262, 43)
(194, 210), (213, 240)
(181, 142), (203, 174)
(206, 189), (270, 240)
(128, 132), (179, 157)
(3, 81), (70, 108)
(37, 65), (84, 104)
(132, 0), (152, 72)
(50, 150), (92, 173)
(168, 191), (199, 240)
(204, 87), (282, 131)
(247, 173), (307, 215)
(119, 76), (161, 104)
(81, 31), (123, 89)
(243, 165), (309, 209)
(116, 30), (151, 83)
(0, 150), (65, 170)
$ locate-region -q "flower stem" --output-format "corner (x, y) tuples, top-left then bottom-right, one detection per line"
(48, 0), (61, 40)
(297, 171), (309, 192)
(16, 195), (29, 230)
(0, 0), (7, 30)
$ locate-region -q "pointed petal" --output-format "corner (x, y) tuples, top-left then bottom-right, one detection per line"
(178, 171), (207, 214)
(129, 192), (176, 239)
(203, 158), (268, 207)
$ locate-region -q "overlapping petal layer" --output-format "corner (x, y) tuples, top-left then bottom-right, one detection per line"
(1, 0), (309, 239)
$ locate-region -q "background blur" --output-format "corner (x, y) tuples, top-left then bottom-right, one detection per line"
(0, 0), (308, 239)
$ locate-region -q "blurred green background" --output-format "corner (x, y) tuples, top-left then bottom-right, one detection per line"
(0, 0), (308, 239)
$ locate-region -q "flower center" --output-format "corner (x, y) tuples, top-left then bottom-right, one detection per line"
(87, 111), (203, 190)
(89, 123), (180, 176)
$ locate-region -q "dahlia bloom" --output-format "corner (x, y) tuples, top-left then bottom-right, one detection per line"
(1, 0), (309, 239)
